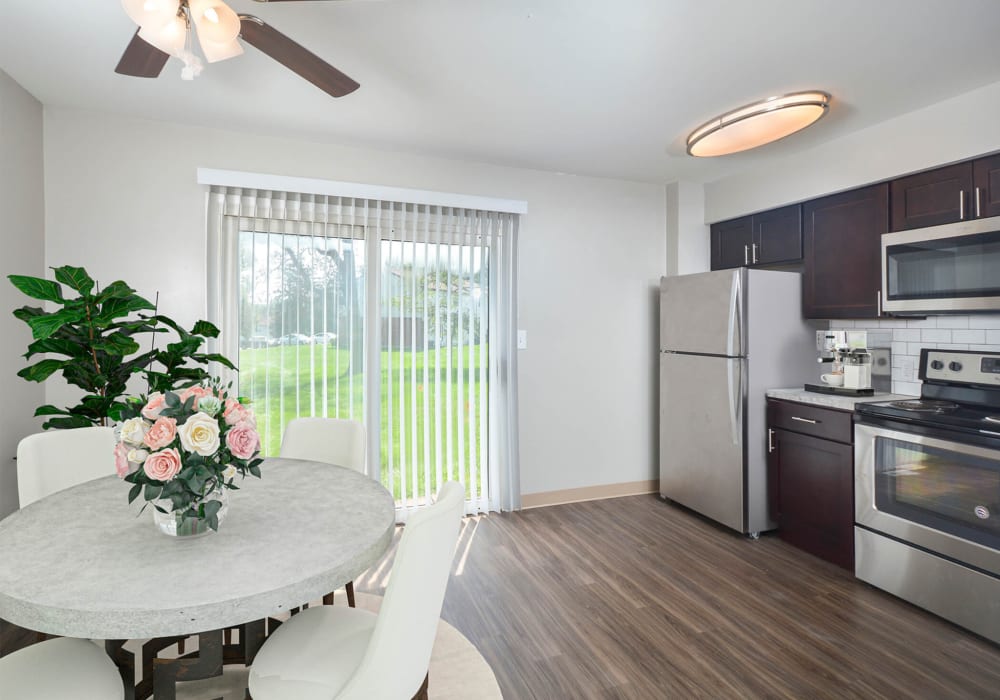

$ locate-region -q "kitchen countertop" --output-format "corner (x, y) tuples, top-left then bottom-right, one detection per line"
(766, 387), (917, 412)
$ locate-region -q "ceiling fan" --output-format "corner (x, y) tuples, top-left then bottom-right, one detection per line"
(115, 0), (360, 98)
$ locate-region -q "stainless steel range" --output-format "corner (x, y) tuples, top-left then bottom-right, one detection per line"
(854, 348), (1000, 644)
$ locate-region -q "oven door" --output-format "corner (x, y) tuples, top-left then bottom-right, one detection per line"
(881, 216), (1000, 314)
(855, 421), (1000, 576)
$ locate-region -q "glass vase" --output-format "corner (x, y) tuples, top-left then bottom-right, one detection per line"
(153, 487), (229, 538)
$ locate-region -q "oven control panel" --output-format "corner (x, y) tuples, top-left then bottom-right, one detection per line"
(922, 350), (1000, 385)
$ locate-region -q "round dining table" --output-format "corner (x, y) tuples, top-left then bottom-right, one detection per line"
(0, 457), (396, 699)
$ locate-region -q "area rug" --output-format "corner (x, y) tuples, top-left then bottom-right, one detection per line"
(129, 592), (502, 699)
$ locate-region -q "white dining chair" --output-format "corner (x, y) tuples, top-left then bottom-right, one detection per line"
(280, 417), (367, 607)
(0, 637), (124, 699)
(16, 427), (116, 508)
(248, 480), (465, 700)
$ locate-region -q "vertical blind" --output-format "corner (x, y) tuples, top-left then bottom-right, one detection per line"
(206, 187), (521, 518)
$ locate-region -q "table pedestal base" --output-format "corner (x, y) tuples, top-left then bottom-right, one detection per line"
(106, 620), (266, 700)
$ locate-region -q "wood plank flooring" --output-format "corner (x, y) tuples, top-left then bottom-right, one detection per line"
(4, 494), (999, 698)
(356, 495), (1000, 700)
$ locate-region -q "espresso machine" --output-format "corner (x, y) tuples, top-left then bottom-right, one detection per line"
(807, 330), (887, 395)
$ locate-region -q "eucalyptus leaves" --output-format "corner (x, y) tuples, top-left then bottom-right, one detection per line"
(8, 265), (235, 429)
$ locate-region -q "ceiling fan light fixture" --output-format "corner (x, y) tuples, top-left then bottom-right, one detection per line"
(199, 35), (245, 63)
(686, 91), (830, 157)
(137, 13), (188, 55)
(189, 0), (242, 44)
(121, 0), (179, 27)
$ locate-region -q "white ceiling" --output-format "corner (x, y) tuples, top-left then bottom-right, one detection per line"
(2, 0), (1000, 184)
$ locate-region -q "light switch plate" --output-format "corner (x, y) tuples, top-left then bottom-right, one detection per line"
(517, 330), (527, 349)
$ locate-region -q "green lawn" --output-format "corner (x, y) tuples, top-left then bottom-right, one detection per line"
(238, 343), (486, 502)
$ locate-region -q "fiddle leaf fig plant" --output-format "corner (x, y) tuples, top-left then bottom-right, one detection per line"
(9, 265), (236, 429)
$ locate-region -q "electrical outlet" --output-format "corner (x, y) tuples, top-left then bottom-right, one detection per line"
(517, 330), (527, 350)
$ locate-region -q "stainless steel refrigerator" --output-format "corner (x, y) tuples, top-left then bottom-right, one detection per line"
(659, 268), (817, 536)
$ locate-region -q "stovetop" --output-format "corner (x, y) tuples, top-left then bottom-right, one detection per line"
(854, 349), (1000, 437)
(856, 399), (1000, 436)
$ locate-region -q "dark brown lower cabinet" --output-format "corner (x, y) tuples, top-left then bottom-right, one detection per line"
(767, 400), (854, 570)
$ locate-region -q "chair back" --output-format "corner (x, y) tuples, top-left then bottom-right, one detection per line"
(279, 418), (366, 473)
(336, 481), (465, 700)
(16, 427), (116, 508)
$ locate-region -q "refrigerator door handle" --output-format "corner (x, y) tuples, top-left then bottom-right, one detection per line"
(727, 271), (740, 358)
(727, 359), (739, 445)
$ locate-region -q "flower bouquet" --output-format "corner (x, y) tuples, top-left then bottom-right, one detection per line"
(115, 379), (262, 536)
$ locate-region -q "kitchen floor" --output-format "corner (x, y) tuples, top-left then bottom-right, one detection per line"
(358, 494), (1000, 699)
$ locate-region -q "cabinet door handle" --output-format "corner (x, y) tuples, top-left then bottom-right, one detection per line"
(744, 244), (749, 265)
(976, 187), (982, 218)
(752, 242), (758, 264)
(767, 428), (775, 453)
(877, 289), (881, 317)
(791, 416), (819, 424)
(960, 190), (965, 220)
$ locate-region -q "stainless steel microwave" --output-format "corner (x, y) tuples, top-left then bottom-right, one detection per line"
(882, 215), (1000, 314)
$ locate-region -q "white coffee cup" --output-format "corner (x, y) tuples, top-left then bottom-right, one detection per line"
(821, 373), (844, 387)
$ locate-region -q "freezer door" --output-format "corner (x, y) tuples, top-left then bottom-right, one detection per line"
(659, 352), (745, 533)
(660, 269), (744, 356)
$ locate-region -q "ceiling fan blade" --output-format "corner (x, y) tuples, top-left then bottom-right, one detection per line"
(238, 15), (360, 98)
(115, 30), (170, 78)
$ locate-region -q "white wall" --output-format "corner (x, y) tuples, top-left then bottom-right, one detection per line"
(42, 108), (667, 497)
(665, 181), (709, 276)
(705, 79), (1000, 223)
(0, 69), (44, 518)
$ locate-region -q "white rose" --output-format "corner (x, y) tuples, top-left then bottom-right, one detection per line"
(127, 448), (149, 464)
(198, 396), (222, 417)
(222, 465), (237, 480)
(178, 412), (221, 456)
(119, 417), (149, 447)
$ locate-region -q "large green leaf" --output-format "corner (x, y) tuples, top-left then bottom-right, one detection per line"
(191, 320), (220, 338)
(42, 415), (96, 430)
(95, 280), (137, 301)
(52, 266), (94, 295)
(12, 306), (44, 323)
(8, 275), (64, 303)
(96, 295), (156, 323)
(198, 353), (237, 370)
(24, 337), (82, 360)
(33, 404), (69, 417)
(17, 359), (69, 383)
(91, 332), (141, 356)
(26, 307), (87, 340)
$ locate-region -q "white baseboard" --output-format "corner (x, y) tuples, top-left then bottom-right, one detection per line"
(520, 479), (658, 509)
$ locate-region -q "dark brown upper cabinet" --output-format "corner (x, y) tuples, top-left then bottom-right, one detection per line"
(890, 154), (1000, 231)
(710, 204), (803, 270)
(974, 153), (1000, 219)
(890, 162), (973, 232)
(803, 183), (889, 319)
(710, 216), (753, 270)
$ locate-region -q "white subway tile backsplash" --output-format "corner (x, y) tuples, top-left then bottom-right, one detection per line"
(832, 314), (1000, 392)
(952, 329), (986, 344)
(921, 329), (952, 343)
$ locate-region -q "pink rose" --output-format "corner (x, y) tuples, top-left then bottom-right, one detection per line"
(114, 441), (131, 478)
(143, 416), (177, 451)
(226, 421), (260, 460)
(143, 448), (182, 482)
(180, 385), (214, 409)
(141, 393), (167, 421)
(223, 398), (255, 427)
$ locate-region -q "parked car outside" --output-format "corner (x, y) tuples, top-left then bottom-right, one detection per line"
(276, 333), (313, 346)
(312, 331), (338, 345)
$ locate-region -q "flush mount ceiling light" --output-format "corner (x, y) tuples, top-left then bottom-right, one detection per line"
(116, 0), (360, 97)
(686, 91), (831, 157)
